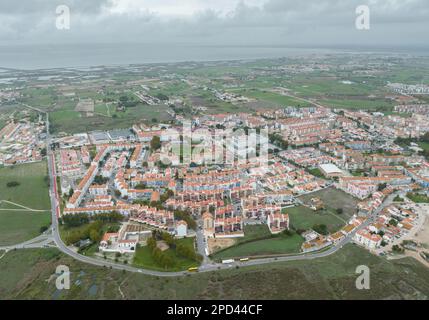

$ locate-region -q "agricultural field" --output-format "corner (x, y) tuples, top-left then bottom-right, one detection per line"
(1, 245), (429, 299)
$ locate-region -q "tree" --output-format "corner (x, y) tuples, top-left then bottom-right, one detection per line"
(6, 181), (20, 188)
(150, 136), (161, 151)
(336, 208), (343, 215)
(89, 229), (101, 243)
(155, 93), (169, 101)
(313, 224), (328, 235)
(389, 219), (398, 227)
(378, 183), (387, 191)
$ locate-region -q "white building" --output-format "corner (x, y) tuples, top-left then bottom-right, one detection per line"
(175, 220), (188, 237)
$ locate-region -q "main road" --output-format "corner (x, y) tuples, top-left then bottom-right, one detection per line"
(42, 113), (398, 277)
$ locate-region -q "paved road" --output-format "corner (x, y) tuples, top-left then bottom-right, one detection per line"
(0, 232), (54, 251)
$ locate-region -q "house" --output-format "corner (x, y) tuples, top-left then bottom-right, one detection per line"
(266, 213), (289, 234)
(354, 229), (382, 249)
(176, 220), (188, 237)
(309, 197), (324, 211)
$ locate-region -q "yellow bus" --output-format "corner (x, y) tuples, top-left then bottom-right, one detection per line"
(239, 258), (249, 262)
(188, 267), (199, 272)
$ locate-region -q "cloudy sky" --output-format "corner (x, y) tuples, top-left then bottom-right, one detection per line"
(0, 0), (428, 48)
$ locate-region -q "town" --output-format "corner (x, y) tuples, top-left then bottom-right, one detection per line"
(1, 54), (429, 298)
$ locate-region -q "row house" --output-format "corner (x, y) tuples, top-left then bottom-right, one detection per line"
(242, 204), (281, 220)
(354, 229), (382, 249)
(267, 213), (289, 234)
(89, 184), (108, 196)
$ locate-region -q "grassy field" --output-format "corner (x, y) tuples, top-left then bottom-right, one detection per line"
(298, 187), (359, 220)
(0, 162), (51, 245)
(0, 162), (50, 210)
(406, 193), (429, 203)
(285, 206), (346, 233)
(133, 237), (200, 272)
(418, 142), (429, 152)
(1, 245), (429, 299)
(231, 89), (311, 107)
(50, 104), (173, 134)
(212, 233), (304, 260)
(211, 225), (304, 259)
(0, 210), (50, 245)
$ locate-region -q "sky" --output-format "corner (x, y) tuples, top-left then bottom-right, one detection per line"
(0, 0), (428, 49)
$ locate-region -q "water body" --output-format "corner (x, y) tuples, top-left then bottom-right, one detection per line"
(0, 43), (427, 70)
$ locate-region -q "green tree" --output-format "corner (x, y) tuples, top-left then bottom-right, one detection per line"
(150, 136), (161, 151)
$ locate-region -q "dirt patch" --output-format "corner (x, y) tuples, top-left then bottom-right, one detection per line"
(208, 238), (236, 255)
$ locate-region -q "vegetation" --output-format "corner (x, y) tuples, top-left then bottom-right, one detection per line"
(286, 206), (346, 234)
(307, 168), (324, 179)
(312, 224), (329, 235)
(134, 236), (200, 271)
(150, 136), (161, 151)
(406, 192), (429, 203)
(6, 181), (20, 188)
(393, 195), (404, 202)
(60, 212), (124, 228)
(0, 210), (51, 246)
(0, 162), (50, 210)
(173, 210), (197, 230)
(268, 133), (288, 150)
(2, 243), (429, 299)
(212, 225), (304, 259)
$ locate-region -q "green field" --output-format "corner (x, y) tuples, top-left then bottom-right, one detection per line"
(0, 162), (51, 245)
(406, 193), (429, 203)
(50, 103), (173, 134)
(212, 233), (304, 260)
(0, 162), (50, 210)
(133, 237), (200, 272)
(232, 89), (311, 107)
(211, 225), (304, 259)
(0, 210), (50, 246)
(418, 142), (429, 152)
(285, 206), (346, 233)
(319, 98), (395, 110)
(1, 244), (429, 299)
(298, 187), (359, 220)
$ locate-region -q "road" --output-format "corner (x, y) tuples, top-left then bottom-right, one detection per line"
(1, 110), (398, 276)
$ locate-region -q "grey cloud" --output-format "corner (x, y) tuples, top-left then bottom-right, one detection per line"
(0, 0), (427, 48)
(0, 0), (111, 14)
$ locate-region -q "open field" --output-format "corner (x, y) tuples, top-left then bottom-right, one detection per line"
(298, 187), (359, 220)
(0, 210), (50, 246)
(229, 89), (311, 108)
(1, 245), (429, 299)
(285, 206), (346, 234)
(133, 237), (199, 272)
(50, 104), (173, 134)
(0, 162), (51, 245)
(212, 233), (304, 260)
(0, 162), (50, 210)
(211, 225), (304, 259)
